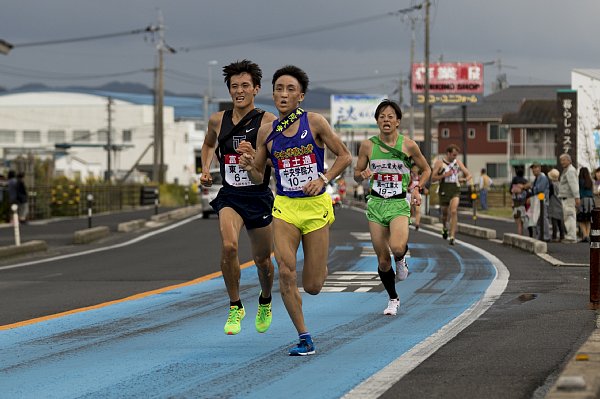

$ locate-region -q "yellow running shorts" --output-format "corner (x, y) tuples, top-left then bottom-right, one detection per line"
(272, 192), (335, 235)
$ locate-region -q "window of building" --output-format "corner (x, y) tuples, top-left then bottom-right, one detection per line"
(97, 129), (107, 143)
(73, 130), (91, 142)
(486, 163), (508, 179)
(441, 128), (450, 138)
(0, 129), (16, 143)
(48, 130), (66, 143)
(122, 129), (132, 142)
(468, 128), (476, 139)
(488, 124), (508, 141)
(23, 130), (41, 143)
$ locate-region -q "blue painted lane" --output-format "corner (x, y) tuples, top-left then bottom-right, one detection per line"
(0, 242), (498, 399)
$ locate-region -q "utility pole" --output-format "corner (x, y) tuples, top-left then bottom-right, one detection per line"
(423, 0), (432, 163)
(150, 10), (175, 184)
(106, 97), (113, 182)
(152, 10), (165, 184)
(408, 16), (417, 140)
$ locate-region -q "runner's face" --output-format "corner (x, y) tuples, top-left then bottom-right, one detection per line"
(229, 73), (259, 109)
(376, 106), (400, 134)
(273, 75), (305, 115)
(447, 150), (458, 161)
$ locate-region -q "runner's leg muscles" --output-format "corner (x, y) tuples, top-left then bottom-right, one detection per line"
(449, 197), (460, 236)
(273, 218), (304, 333)
(369, 221), (392, 272)
(301, 226), (330, 294)
(248, 224), (274, 298)
(218, 207), (245, 301)
(389, 216), (409, 259)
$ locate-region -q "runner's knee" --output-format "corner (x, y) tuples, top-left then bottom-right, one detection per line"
(221, 240), (238, 259)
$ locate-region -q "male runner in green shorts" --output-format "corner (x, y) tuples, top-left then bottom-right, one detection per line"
(354, 99), (431, 316)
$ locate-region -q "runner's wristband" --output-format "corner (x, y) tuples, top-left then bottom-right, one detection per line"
(318, 172), (329, 184)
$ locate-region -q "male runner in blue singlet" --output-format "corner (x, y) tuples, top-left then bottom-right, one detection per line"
(200, 60), (277, 335)
(238, 65), (352, 356)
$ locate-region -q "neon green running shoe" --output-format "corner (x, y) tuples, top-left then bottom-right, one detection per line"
(255, 302), (272, 333)
(224, 306), (245, 335)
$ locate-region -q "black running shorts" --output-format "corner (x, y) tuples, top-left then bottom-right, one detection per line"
(210, 187), (274, 230)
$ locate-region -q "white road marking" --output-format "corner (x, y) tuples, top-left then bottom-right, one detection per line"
(342, 218), (510, 399)
(0, 215), (203, 271)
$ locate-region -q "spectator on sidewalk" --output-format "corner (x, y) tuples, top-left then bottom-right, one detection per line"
(524, 163), (550, 241)
(478, 168), (492, 210)
(547, 169), (565, 242)
(593, 167), (600, 205)
(16, 172), (29, 223)
(7, 170), (18, 222)
(510, 167), (529, 236)
(577, 166), (595, 243)
(558, 154), (580, 243)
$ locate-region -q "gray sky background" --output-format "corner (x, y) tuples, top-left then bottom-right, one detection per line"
(0, 0), (597, 101)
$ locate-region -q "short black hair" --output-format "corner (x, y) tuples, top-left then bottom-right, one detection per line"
(222, 59), (262, 89)
(374, 99), (402, 120)
(446, 144), (461, 154)
(272, 65), (309, 93)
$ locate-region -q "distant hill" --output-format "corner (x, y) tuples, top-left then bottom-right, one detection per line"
(2, 81), (357, 110)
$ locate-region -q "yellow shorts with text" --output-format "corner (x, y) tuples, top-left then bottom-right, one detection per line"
(272, 193), (335, 235)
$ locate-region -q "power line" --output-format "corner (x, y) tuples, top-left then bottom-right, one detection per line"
(0, 64), (147, 80)
(313, 73), (401, 85)
(12, 26), (158, 48)
(178, 5), (422, 52)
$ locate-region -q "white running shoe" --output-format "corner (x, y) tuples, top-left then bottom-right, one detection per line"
(395, 257), (409, 281)
(383, 298), (400, 315)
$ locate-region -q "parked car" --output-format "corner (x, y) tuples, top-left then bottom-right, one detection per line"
(326, 182), (342, 212)
(201, 169), (222, 219)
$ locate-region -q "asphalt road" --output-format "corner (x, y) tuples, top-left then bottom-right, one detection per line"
(0, 206), (596, 398)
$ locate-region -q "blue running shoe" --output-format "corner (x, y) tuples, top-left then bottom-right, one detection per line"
(289, 336), (315, 356)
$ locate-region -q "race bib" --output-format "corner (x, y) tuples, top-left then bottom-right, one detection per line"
(223, 154), (253, 187)
(372, 173), (403, 198)
(278, 154), (318, 192)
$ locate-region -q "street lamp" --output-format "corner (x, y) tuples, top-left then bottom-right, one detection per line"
(208, 59), (218, 101)
(204, 60), (219, 133)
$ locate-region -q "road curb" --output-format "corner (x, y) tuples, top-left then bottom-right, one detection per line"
(503, 233), (547, 254)
(546, 313), (600, 399)
(73, 226), (110, 244)
(0, 240), (48, 258)
(117, 219), (147, 233)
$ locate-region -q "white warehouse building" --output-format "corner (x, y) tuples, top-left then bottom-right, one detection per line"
(0, 89), (208, 184)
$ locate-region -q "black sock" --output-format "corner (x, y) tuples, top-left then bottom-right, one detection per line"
(258, 294), (271, 305)
(230, 300), (243, 309)
(378, 268), (398, 299)
(394, 246), (408, 262)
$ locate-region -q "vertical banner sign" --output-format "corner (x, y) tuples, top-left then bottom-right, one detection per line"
(556, 90), (578, 168)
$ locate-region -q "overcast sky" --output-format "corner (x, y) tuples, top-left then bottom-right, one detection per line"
(0, 0), (597, 101)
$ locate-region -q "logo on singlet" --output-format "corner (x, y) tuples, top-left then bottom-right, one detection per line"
(232, 135), (246, 149)
(300, 130), (308, 139)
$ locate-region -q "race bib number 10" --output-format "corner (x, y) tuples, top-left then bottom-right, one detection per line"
(278, 154), (318, 192)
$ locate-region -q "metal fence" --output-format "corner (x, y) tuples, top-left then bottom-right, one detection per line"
(0, 183), (158, 222)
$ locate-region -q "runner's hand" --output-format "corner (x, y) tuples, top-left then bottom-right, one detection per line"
(411, 187), (422, 206)
(303, 177), (326, 196)
(199, 172), (212, 187)
(236, 140), (256, 171)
